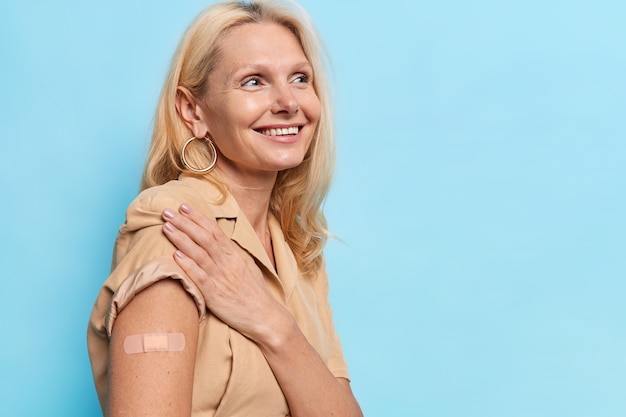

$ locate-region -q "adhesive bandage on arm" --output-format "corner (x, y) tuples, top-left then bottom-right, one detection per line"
(123, 332), (186, 354)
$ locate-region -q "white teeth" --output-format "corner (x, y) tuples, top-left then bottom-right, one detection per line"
(259, 126), (299, 136)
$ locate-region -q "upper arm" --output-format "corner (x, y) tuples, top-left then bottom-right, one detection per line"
(337, 377), (355, 395)
(108, 279), (199, 417)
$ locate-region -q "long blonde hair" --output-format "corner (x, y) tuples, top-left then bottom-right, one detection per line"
(141, 0), (335, 276)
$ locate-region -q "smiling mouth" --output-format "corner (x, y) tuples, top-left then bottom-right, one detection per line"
(256, 126), (301, 136)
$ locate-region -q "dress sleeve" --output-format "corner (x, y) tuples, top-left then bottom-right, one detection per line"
(97, 186), (208, 338)
(87, 181), (211, 409)
(104, 246), (207, 337)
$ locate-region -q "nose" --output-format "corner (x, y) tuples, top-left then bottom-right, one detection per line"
(271, 84), (299, 115)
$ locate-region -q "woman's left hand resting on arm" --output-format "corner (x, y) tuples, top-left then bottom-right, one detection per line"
(161, 204), (363, 417)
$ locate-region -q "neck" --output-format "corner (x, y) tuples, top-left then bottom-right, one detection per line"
(214, 166), (276, 237)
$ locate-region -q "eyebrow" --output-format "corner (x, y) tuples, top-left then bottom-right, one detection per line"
(230, 61), (313, 77)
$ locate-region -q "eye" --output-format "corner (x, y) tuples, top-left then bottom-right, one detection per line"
(241, 76), (263, 88)
(293, 73), (311, 84)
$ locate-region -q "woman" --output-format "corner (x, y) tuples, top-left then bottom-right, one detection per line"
(87, 1), (362, 416)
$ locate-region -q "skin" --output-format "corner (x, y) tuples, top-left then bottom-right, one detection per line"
(108, 22), (362, 417)
(162, 204), (362, 417)
(109, 280), (199, 417)
(176, 22), (321, 238)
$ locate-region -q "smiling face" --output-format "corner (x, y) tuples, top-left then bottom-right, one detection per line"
(197, 22), (321, 185)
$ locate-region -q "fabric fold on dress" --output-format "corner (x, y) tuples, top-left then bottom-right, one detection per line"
(87, 174), (349, 417)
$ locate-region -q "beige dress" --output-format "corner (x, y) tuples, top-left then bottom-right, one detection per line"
(87, 174), (349, 417)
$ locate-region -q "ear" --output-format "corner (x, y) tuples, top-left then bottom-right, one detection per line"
(175, 86), (209, 138)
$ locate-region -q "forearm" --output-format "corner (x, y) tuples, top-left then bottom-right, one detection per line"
(257, 311), (362, 417)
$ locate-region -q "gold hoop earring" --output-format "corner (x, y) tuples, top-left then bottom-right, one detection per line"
(181, 135), (217, 173)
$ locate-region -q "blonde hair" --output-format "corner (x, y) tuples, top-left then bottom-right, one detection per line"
(141, 0), (335, 276)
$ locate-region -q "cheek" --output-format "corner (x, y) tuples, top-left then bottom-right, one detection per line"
(207, 95), (267, 131)
(235, 94), (269, 115)
(302, 92), (321, 124)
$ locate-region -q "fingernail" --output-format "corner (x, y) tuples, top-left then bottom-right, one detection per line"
(163, 222), (175, 232)
(180, 204), (191, 214)
(175, 250), (186, 259)
(163, 209), (175, 219)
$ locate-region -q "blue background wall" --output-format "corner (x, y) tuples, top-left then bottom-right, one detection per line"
(1, 0), (624, 416)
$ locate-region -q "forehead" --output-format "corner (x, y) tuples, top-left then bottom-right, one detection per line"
(216, 22), (308, 69)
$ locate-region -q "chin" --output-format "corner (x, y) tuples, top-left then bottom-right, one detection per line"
(268, 152), (308, 171)
(272, 161), (303, 172)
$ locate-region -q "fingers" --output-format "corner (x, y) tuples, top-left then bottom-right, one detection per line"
(178, 204), (215, 233)
(162, 204), (246, 278)
(161, 204), (279, 341)
(163, 205), (235, 261)
(162, 204), (219, 245)
(161, 215), (202, 259)
(161, 204), (262, 288)
(172, 249), (216, 296)
(162, 220), (219, 280)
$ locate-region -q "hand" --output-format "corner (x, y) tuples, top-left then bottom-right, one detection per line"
(162, 206), (363, 417)
(161, 204), (288, 344)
